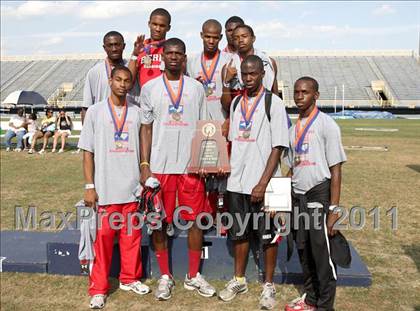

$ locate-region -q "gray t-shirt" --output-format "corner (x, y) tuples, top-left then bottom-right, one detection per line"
(187, 51), (232, 121)
(227, 91), (289, 195)
(283, 111), (347, 194)
(83, 59), (140, 108)
(140, 75), (207, 174)
(78, 100), (142, 206)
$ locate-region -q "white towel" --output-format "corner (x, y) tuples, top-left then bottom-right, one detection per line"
(76, 200), (96, 262)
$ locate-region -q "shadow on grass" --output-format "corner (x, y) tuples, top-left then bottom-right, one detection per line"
(402, 244), (420, 272)
(292, 284), (305, 297)
(406, 165), (420, 173)
(108, 277), (120, 296)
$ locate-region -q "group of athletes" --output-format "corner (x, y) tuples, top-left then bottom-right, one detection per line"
(79, 8), (346, 311)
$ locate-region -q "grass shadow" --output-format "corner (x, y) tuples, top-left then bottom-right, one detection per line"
(108, 277), (120, 296)
(402, 244), (420, 272)
(406, 165), (420, 173)
(292, 284), (306, 296)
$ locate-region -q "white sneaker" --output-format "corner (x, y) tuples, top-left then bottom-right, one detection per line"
(184, 272), (216, 297)
(155, 274), (175, 300)
(89, 294), (106, 309)
(119, 280), (150, 295)
(58, 148), (64, 153)
(51, 149), (56, 153)
(28, 149), (34, 154)
(259, 282), (276, 310)
(218, 277), (248, 302)
(166, 223), (175, 236)
(14, 148), (22, 152)
(5, 147), (10, 152)
(38, 149), (45, 154)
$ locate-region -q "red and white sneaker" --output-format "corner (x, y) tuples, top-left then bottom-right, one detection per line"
(284, 294), (316, 311)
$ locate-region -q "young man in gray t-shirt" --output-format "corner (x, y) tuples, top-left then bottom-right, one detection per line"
(219, 55), (289, 310)
(76, 31), (140, 154)
(284, 77), (346, 311)
(187, 19), (232, 220)
(140, 38), (216, 301)
(78, 66), (150, 309)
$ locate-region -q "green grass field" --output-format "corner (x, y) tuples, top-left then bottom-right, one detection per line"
(1, 119), (420, 310)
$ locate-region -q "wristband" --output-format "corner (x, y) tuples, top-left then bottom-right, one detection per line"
(223, 81), (231, 88)
(85, 183), (95, 190)
(130, 55), (138, 61)
(329, 205), (339, 213)
(140, 162), (150, 167)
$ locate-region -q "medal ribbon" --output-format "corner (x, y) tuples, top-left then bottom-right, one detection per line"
(200, 50), (221, 85)
(144, 39), (165, 55)
(240, 86), (265, 128)
(294, 107), (319, 153)
(107, 97), (128, 138)
(163, 73), (184, 110)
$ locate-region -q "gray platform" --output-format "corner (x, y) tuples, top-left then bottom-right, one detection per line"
(0, 228), (371, 286)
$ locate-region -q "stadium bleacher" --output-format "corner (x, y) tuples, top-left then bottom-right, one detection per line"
(0, 51), (419, 109)
(0, 58), (100, 104)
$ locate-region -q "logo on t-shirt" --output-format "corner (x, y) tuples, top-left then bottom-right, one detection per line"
(110, 121), (133, 153)
(295, 130), (315, 167)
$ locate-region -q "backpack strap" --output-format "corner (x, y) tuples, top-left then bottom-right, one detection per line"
(232, 94), (243, 114)
(264, 88), (293, 127)
(264, 89), (272, 122)
(234, 90), (271, 121)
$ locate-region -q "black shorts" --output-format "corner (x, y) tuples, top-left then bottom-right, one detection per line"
(226, 191), (281, 245)
(205, 175), (227, 193)
(41, 130), (54, 136)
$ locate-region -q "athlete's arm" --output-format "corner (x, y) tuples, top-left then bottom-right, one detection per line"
(221, 64), (233, 113)
(140, 122), (153, 185)
(128, 35), (145, 87)
(251, 146), (285, 203)
(128, 60), (139, 88)
(327, 163), (342, 236)
(286, 168), (293, 178)
(83, 151), (98, 209)
(81, 108), (87, 124)
(270, 57), (279, 96)
(221, 59), (238, 112)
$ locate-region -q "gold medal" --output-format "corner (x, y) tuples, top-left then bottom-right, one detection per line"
(143, 55), (152, 66)
(294, 155), (301, 166)
(242, 130), (251, 139)
(172, 112), (181, 121)
(115, 141), (123, 149)
(205, 87), (213, 97)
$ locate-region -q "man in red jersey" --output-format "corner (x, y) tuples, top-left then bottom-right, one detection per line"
(128, 8), (171, 88)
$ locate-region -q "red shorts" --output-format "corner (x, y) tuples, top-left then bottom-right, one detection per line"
(154, 174), (208, 223)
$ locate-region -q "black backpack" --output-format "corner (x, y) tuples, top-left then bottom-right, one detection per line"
(232, 89), (292, 128)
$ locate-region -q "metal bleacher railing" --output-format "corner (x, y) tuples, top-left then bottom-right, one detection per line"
(1, 51), (419, 109)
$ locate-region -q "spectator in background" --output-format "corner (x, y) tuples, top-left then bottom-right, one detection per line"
(52, 109), (73, 153)
(22, 112), (39, 150)
(29, 108), (56, 154)
(4, 108), (27, 152)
